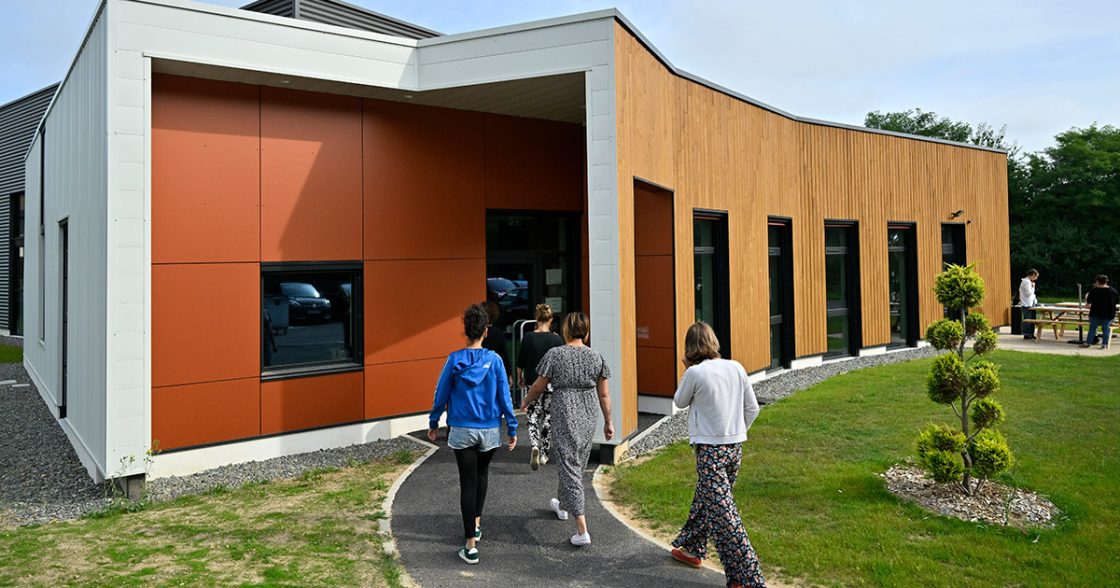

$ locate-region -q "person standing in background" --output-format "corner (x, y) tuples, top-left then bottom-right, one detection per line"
(1081, 274), (1118, 349)
(518, 303), (564, 470)
(1019, 269), (1040, 340)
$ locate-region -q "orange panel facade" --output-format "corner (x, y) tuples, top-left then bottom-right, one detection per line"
(152, 379), (260, 450)
(151, 75), (260, 264)
(634, 183), (676, 396)
(261, 372), (365, 435)
(484, 114), (585, 211)
(261, 87), (363, 262)
(363, 100), (486, 261)
(365, 358), (447, 419)
(363, 259), (485, 365)
(152, 74), (585, 451)
(151, 262), (261, 388)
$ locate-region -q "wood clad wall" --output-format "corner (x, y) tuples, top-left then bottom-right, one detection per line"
(614, 24), (1010, 385)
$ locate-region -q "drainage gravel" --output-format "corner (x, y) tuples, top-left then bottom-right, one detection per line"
(626, 347), (937, 459)
(0, 360), (428, 527)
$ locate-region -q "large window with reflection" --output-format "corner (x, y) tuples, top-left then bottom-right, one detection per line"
(888, 224), (918, 347)
(262, 263), (363, 377)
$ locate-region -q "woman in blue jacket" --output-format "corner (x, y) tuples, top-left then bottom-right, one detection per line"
(428, 303), (518, 565)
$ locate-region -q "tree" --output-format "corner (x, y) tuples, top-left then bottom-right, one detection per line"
(918, 264), (1012, 496)
(864, 109), (1015, 152)
(1010, 125), (1120, 294)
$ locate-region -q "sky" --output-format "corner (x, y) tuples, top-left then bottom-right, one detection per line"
(2, 0), (1118, 153)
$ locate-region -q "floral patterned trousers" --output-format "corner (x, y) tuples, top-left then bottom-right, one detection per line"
(672, 443), (766, 588)
(526, 391), (552, 455)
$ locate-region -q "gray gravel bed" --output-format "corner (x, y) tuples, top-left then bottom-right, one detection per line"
(0, 361), (111, 525)
(145, 434), (427, 503)
(0, 358), (429, 526)
(625, 347), (938, 459)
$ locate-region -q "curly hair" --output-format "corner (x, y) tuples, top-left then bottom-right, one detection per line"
(463, 303), (490, 341)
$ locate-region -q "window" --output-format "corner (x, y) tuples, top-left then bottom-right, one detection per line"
(941, 224), (967, 318)
(694, 211), (730, 357)
(888, 224), (918, 347)
(768, 219), (794, 369)
(825, 223), (860, 357)
(262, 263), (363, 377)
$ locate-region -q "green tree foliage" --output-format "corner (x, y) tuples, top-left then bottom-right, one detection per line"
(1010, 125), (1120, 294)
(864, 109), (1014, 151)
(919, 265), (1013, 495)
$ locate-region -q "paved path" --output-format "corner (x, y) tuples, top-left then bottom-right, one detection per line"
(392, 417), (728, 587)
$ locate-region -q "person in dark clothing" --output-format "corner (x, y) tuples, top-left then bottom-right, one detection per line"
(517, 303), (564, 470)
(1082, 274), (1119, 349)
(481, 301), (512, 385)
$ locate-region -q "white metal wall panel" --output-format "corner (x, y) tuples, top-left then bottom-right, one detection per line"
(117, 1), (417, 88)
(25, 8), (110, 480)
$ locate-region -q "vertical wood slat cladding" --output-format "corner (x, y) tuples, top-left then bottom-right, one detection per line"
(615, 25), (1010, 379)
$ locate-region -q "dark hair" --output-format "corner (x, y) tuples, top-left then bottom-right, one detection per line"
(1026, 269), (1039, 277)
(484, 301), (500, 325)
(535, 303), (554, 323)
(561, 312), (590, 343)
(684, 322), (721, 364)
(1096, 274), (1109, 285)
(463, 303), (489, 341)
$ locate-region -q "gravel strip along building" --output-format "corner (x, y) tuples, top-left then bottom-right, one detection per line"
(25, 0), (1009, 484)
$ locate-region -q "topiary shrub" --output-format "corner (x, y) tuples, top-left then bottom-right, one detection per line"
(917, 263), (1014, 495)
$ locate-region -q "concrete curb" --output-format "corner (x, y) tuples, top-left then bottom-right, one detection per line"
(380, 436), (439, 587)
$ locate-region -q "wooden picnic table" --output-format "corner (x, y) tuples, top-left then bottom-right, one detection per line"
(1022, 304), (1119, 340)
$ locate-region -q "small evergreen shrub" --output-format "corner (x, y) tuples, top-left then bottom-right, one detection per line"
(915, 263), (1014, 495)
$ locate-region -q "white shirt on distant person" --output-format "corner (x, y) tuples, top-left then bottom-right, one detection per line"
(1019, 277), (1037, 307)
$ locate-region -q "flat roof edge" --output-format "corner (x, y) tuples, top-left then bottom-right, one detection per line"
(610, 12), (1007, 155)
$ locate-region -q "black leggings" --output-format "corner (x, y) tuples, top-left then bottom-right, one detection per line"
(453, 446), (496, 539)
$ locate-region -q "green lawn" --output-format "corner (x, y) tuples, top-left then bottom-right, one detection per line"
(0, 451), (418, 587)
(611, 351), (1119, 587)
(0, 343), (21, 364)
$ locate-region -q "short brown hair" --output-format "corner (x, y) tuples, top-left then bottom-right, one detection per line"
(684, 322), (721, 364)
(535, 303), (554, 323)
(1096, 274), (1109, 285)
(562, 312), (590, 343)
(1026, 269), (1039, 277)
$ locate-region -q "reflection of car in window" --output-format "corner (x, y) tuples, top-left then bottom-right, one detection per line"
(281, 282), (331, 323)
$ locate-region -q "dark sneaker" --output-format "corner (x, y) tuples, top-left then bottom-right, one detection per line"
(531, 446), (540, 471)
(458, 546), (479, 565)
(671, 547), (702, 568)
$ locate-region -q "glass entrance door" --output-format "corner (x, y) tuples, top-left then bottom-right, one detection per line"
(888, 224), (918, 347)
(486, 212), (580, 333)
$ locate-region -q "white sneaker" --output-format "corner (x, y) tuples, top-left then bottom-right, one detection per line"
(549, 498), (569, 520)
(570, 531), (591, 546)
(531, 446), (540, 470)
(540, 452), (549, 466)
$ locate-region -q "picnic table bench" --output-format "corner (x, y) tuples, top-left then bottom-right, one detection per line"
(1022, 304), (1119, 340)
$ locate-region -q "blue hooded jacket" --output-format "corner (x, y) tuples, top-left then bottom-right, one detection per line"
(429, 348), (518, 437)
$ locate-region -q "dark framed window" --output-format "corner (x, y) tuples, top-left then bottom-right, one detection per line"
(768, 218), (794, 369)
(694, 210), (731, 358)
(825, 222), (861, 358)
(941, 223), (967, 318)
(261, 262), (363, 379)
(888, 223), (919, 347)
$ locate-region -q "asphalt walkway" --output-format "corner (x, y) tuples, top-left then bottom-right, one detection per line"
(392, 416), (728, 587)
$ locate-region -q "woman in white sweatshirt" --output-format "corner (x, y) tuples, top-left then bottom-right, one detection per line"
(669, 322), (767, 588)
